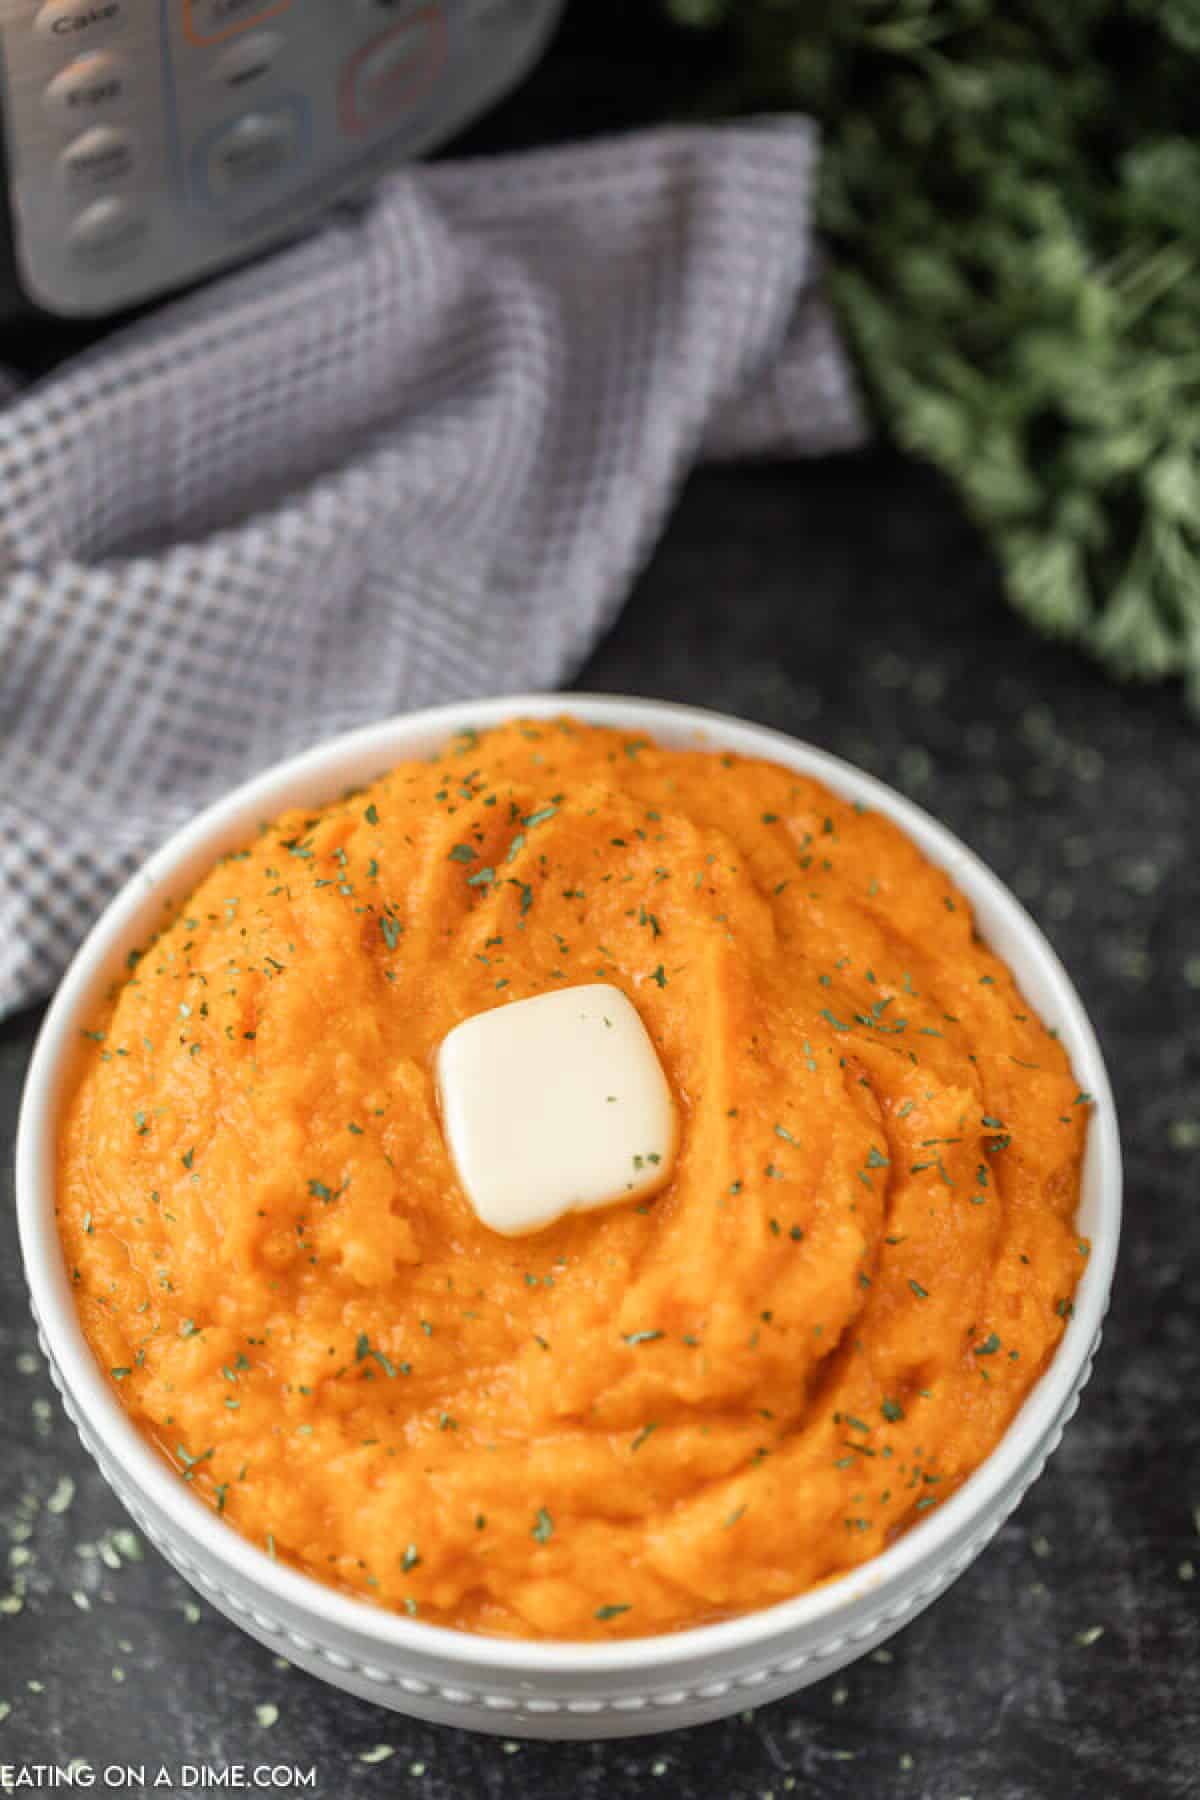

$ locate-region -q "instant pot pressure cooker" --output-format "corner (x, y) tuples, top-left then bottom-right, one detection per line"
(0, 0), (563, 322)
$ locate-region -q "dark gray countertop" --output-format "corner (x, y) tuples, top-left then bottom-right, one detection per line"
(2, 450), (1198, 1797)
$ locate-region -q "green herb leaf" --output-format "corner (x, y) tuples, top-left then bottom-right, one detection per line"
(532, 1507), (554, 1543)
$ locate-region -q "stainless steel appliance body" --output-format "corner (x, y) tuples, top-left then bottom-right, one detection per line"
(0, 0), (563, 318)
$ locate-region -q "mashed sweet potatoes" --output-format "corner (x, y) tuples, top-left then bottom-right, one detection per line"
(58, 719), (1090, 1638)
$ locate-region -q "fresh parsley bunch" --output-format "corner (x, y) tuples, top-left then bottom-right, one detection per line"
(667, 0), (1200, 702)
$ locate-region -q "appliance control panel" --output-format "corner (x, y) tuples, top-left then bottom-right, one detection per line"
(0, 0), (561, 315)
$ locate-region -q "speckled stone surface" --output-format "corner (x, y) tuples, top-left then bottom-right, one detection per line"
(2, 451), (1198, 1796)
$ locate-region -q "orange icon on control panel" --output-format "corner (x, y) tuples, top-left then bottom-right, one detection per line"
(339, 7), (447, 137)
(184, 0), (294, 50)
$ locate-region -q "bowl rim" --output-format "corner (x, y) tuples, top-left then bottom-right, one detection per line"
(16, 692), (1122, 1675)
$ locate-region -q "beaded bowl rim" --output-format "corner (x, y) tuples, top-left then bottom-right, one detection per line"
(16, 693), (1122, 1675)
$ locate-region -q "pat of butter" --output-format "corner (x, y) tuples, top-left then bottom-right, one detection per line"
(436, 983), (677, 1237)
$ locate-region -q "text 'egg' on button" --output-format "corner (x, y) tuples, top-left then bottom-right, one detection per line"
(44, 51), (129, 125)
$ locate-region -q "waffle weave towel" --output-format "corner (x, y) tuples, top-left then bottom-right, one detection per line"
(0, 121), (864, 1017)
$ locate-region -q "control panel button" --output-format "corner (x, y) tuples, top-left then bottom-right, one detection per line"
(68, 194), (147, 258)
(340, 11), (447, 137)
(184, 0), (292, 48)
(44, 51), (129, 125)
(206, 110), (296, 194)
(59, 122), (137, 193)
(212, 30), (282, 91)
(34, 0), (127, 50)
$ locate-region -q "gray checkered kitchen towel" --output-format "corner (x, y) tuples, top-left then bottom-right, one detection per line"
(0, 121), (865, 1019)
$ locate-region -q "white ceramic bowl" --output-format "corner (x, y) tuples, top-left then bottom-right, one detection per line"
(17, 696), (1121, 1740)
